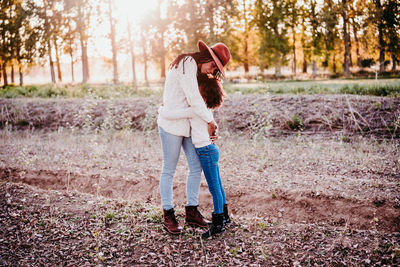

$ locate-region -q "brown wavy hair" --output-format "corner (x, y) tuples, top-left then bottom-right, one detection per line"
(169, 50), (214, 74)
(197, 73), (225, 109)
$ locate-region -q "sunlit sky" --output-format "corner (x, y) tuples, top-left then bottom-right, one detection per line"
(117, 0), (158, 18)
(28, 0), (162, 83)
(89, 0), (158, 58)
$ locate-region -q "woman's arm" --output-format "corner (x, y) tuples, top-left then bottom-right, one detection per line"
(179, 58), (214, 123)
(158, 106), (195, 120)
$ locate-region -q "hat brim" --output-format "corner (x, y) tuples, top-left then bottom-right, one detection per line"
(198, 40), (226, 78)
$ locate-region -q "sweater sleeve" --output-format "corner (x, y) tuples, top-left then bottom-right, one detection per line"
(158, 106), (195, 120)
(178, 57), (213, 123)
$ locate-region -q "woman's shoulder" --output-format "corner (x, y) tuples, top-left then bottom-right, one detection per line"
(181, 56), (197, 73)
(176, 56), (195, 66)
(168, 55), (197, 76)
(184, 55), (195, 62)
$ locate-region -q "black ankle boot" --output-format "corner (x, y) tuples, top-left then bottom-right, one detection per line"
(202, 213), (225, 239)
(223, 204), (231, 225)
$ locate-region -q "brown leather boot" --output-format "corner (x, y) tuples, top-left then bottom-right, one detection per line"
(163, 208), (183, 235)
(185, 206), (210, 228)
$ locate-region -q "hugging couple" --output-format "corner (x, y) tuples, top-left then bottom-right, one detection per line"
(157, 40), (231, 239)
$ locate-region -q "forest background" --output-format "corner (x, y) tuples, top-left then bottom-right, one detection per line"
(1, 0), (400, 87)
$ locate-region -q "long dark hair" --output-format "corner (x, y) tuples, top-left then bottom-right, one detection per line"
(169, 50), (214, 73)
(197, 73), (225, 109)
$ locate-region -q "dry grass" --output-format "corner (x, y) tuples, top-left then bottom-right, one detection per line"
(219, 134), (400, 200)
(1, 129), (399, 204)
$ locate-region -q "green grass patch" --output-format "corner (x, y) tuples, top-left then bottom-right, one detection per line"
(0, 84), (162, 99)
(1, 79), (400, 98)
(224, 79), (400, 96)
(339, 84), (400, 96)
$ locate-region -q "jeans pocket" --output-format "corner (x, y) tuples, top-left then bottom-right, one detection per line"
(210, 151), (219, 166)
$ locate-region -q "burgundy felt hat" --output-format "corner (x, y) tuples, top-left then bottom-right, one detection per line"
(198, 40), (231, 78)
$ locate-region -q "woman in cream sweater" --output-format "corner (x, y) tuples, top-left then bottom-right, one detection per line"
(159, 73), (230, 239)
(157, 40), (231, 235)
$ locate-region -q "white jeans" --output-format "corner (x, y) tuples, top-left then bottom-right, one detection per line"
(159, 127), (203, 210)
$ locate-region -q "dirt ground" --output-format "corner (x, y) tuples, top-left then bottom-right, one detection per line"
(1, 181), (399, 265)
(1, 95), (400, 265)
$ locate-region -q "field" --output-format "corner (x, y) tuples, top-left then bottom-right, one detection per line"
(1, 81), (400, 265)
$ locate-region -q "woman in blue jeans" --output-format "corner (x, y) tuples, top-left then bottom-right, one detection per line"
(157, 40), (231, 235)
(159, 73), (230, 239)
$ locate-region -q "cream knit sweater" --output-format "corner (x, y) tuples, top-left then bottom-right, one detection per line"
(157, 56), (213, 137)
(158, 106), (212, 148)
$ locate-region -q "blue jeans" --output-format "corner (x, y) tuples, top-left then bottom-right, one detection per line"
(195, 144), (226, 214)
(159, 127), (203, 210)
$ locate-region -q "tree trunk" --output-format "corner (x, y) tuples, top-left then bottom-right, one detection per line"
(333, 53), (337, 73)
(144, 55), (149, 87)
(378, 29), (385, 73)
(302, 55), (307, 73)
(44, 0), (56, 84)
(301, 17), (308, 74)
(11, 64), (15, 84)
(324, 53), (329, 71)
(243, 0), (249, 73)
(392, 53), (397, 71)
(244, 41), (249, 73)
(342, 0), (350, 76)
(292, 28), (297, 75)
(127, 21), (137, 89)
(108, 0), (118, 84)
(312, 60), (317, 78)
(348, 22), (353, 67)
(2, 62), (7, 86)
(78, 6), (89, 83)
(18, 63), (23, 86)
(155, 0), (166, 79)
(48, 39), (56, 84)
(141, 30), (149, 87)
(54, 37), (62, 82)
(374, 0), (385, 73)
(275, 53), (282, 77)
(275, 66), (282, 77)
(80, 40), (89, 83)
(351, 18), (361, 67)
(70, 51), (75, 83)
(206, 0), (215, 43)
(160, 33), (166, 79)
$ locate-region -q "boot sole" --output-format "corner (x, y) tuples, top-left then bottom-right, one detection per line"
(202, 229), (226, 239)
(185, 221), (209, 228)
(163, 224), (183, 235)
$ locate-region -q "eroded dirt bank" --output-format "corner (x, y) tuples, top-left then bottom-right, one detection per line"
(1, 167), (399, 232)
(1, 95), (399, 137)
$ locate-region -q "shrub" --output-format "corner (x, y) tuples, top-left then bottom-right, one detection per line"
(287, 114), (304, 131)
(361, 58), (374, 68)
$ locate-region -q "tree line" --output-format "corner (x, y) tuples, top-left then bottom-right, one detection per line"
(0, 0), (399, 86)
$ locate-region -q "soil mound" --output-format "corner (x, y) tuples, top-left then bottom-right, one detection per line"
(1, 95), (399, 137)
